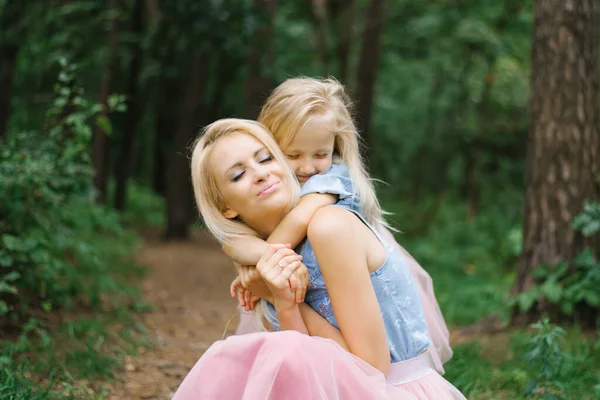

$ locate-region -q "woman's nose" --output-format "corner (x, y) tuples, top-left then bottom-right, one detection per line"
(253, 164), (270, 182)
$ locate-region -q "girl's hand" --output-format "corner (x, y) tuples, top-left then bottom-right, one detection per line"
(230, 277), (261, 311)
(239, 265), (274, 305)
(256, 244), (303, 309)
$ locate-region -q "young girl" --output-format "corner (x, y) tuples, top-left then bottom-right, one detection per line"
(227, 77), (452, 374)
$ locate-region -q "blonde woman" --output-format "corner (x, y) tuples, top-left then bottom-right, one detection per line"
(227, 77), (452, 374)
(173, 119), (465, 399)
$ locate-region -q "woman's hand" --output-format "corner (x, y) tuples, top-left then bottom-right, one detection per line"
(256, 244), (303, 310)
(289, 262), (308, 303)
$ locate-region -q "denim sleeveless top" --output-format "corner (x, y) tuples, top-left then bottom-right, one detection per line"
(267, 164), (431, 362)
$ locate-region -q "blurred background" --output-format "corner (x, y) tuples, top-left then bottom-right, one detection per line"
(1, 1), (599, 399)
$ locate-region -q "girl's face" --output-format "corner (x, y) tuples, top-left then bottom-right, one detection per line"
(209, 133), (291, 224)
(281, 112), (335, 185)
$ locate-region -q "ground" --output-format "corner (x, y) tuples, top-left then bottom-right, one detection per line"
(106, 229), (241, 399)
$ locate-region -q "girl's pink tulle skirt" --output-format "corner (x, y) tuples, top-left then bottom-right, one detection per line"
(173, 331), (464, 400)
(235, 230), (453, 375)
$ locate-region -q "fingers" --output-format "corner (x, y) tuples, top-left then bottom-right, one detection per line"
(295, 279), (306, 304)
(244, 290), (251, 311)
(258, 243), (289, 265)
(250, 295), (260, 309)
(289, 273), (299, 292)
(230, 277), (240, 298)
(236, 285), (245, 307)
(257, 247), (301, 278)
(277, 260), (302, 283)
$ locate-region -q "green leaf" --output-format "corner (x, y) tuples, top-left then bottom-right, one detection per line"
(2, 234), (20, 250)
(2, 271), (20, 282)
(0, 252), (12, 267)
(516, 287), (539, 312)
(0, 301), (8, 316)
(559, 301), (574, 315)
(540, 280), (563, 303)
(95, 115), (112, 135)
(574, 248), (596, 270)
(41, 300), (53, 312)
(583, 291), (600, 307)
(582, 220), (600, 237)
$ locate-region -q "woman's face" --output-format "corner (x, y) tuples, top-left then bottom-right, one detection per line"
(210, 133), (291, 226)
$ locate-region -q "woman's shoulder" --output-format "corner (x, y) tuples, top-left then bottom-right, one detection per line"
(307, 206), (361, 243)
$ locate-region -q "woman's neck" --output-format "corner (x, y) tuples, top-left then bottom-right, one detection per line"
(243, 209), (286, 239)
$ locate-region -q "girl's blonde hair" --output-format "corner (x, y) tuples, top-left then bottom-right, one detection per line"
(258, 77), (389, 231)
(190, 118), (300, 244)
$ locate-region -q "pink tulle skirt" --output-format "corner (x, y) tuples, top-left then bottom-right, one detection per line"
(235, 230), (453, 375)
(173, 331), (464, 400)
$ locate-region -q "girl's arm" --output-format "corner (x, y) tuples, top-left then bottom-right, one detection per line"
(222, 193), (337, 266)
(298, 303), (348, 351)
(307, 207), (391, 375)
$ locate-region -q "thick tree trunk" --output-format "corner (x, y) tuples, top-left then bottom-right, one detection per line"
(244, 0), (277, 120)
(92, 0), (120, 203)
(513, 0), (599, 323)
(165, 52), (207, 239)
(354, 0), (387, 163)
(114, 0), (145, 210)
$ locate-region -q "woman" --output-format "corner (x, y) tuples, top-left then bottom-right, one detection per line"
(174, 119), (464, 399)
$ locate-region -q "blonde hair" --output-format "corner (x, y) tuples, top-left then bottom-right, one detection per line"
(258, 77), (390, 231)
(190, 118), (300, 244)
(190, 118), (299, 331)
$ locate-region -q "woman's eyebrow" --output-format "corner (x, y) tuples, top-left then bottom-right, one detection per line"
(225, 147), (266, 174)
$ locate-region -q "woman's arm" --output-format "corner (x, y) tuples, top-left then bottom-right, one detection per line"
(222, 193), (337, 266)
(307, 207), (391, 375)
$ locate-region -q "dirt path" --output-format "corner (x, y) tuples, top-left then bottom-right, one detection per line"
(106, 228), (241, 400)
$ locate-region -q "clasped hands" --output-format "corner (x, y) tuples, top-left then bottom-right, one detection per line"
(230, 244), (309, 311)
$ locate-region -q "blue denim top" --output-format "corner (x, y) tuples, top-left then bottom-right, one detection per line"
(267, 163), (431, 362)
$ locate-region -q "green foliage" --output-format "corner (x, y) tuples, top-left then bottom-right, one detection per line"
(0, 59), (147, 397)
(445, 323), (600, 399)
(108, 181), (166, 227)
(0, 58), (131, 319)
(511, 203), (600, 316)
(571, 201), (600, 237)
(522, 318), (568, 398)
(384, 191), (521, 325)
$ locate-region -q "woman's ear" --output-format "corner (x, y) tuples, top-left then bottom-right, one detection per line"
(222, 208), (239, 219)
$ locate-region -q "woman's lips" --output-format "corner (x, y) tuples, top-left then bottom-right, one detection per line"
(258, 181), (280, 197)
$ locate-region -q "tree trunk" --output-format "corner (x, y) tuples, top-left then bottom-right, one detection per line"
(0, 45), (18, 141)
(244, 0), (277, 120)
(306, 0), (330, 74)
(512, 0), (599, 323)
(0, 2), (26, 140)
(354, 0), (387, 163)
(335, 0), (355, 84)
(92, 0), (120, 203)
(165, 52), (208, 239)
(114, 0), (145, 210)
